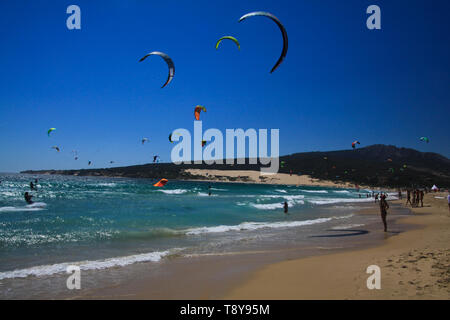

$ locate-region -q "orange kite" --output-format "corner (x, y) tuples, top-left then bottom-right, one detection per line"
(153, 179), (168, 187)
(194, 105), (206, 121)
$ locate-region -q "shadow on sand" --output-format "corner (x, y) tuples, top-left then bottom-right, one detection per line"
(310, 229), (369, 238)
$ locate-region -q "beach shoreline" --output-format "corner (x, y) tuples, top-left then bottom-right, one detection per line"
(224, 192), (450, 299)
(65, 200), (417, 300)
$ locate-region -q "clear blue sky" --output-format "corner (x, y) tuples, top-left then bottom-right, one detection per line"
(0, 0), (449, 172)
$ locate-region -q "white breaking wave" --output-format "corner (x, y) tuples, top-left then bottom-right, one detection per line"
(185, 215), (353, 235)
(308, 198), (374, 205)
(333, 190), (350, 194)
(250, 195), (305, 210)
(0, 202), (47, 213)
(158, 189), (188, 195)
(300, 190), (328, 193)
(331, 223), (365, 230)
(251, 202), (285, 210)
(259, 195), (305, 200)
(0, 249), (178, 280)
(275, 189), (287, 193)
(95, 183), (117, 187)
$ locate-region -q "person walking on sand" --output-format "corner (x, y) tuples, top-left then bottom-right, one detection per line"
(379, 194), (389, 232)
(412, 190), (417, 207)
(374, 193), (379, 203)
(283, 201), (288, 214)
(406, 189), (412, 206)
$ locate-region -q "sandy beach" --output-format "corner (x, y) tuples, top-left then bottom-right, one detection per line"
(225, 192), (450, 299)
(184, 169), (361, 189)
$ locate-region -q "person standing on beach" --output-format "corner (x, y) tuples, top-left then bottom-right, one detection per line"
(417, 190), (423, 208)
(447, 193), (450, 213)
(379, 194), (389, 232)
(283, 201), (288, 214)
(412, 190), (416, 207)
(375, 193), (379, 203)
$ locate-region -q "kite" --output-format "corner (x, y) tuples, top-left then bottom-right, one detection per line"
(169, 132), (180, 143)
(420, 137), (429, 143)
(110, 161), (114, 164)
(194, 105), (206, 121)
(215, 36), (240, 50)
(351, 141), (360, 149)
(51, 146), (60, 152)
(88, 161), (92, 166)
(142, 138), (149, 145)
(239, 11), (288, 73)
(153, 155), (160, 163)
(202, 140), (207, 147)
(47, 128), (56, 137)
(154, 178), (168, 187)
(139, 51), (175, 88)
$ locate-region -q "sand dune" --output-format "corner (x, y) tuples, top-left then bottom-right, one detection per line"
(184, 169), (359, 189)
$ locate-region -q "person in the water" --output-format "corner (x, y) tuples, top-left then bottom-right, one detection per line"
(24, 192), (33, 204)
(283, 201), (288, 214)
(30, 181), (36, 190)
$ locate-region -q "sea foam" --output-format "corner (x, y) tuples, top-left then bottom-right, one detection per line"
(0, 249), (178, 280)
(185, 215), (352, 235)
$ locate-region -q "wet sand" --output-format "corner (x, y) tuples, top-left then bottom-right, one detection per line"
(225, 192), (450, 299)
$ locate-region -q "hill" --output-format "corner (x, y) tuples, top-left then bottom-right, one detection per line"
(21, 145), (450, 188)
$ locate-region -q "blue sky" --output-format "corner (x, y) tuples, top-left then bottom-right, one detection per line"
(0, 0), (449, 172)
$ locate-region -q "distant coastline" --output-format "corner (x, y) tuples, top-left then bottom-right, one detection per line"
(20, 144), (450, 188)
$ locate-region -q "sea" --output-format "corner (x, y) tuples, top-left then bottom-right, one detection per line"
(0, 173), (397, 298)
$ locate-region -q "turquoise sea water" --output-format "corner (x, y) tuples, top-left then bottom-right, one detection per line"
(0, 173), (389, 280)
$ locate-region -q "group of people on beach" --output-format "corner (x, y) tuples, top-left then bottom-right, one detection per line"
(366, 191), (389, 203)
(405, 189), (424, 207)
